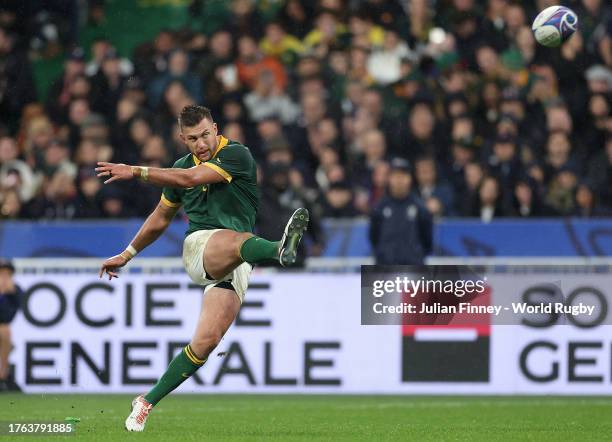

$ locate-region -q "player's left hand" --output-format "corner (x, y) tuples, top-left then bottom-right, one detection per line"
(99, 254), (129, 280)
(95, 162), (134, 184)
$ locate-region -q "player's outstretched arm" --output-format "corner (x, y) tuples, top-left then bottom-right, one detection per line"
(99, 202), (180, 280)
(95, 162), (226, 188)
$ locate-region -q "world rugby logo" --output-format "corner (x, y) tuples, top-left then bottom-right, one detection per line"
(560, 11), (577, 34)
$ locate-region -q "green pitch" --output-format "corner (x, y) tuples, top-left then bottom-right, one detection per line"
(1, 394), (611, 441)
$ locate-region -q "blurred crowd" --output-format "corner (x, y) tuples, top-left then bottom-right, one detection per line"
(0, 0), (611, 232)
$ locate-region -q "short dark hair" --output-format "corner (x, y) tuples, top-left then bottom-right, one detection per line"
(0, 258), (15, 273)
(178, 105), (213, 129)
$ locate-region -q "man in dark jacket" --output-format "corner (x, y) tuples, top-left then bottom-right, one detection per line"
(369, 158), (433, 265)
(0, 258), (21, 392)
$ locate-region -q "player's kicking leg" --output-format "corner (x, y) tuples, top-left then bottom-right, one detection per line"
(125, 287), (240, 432)
(233, 207), (309, 269)
(124, 208), (309, 431)
(277, 208), (309, 266)
(204, 207), (310, 278)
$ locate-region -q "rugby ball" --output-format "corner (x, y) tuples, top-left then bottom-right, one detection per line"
(532, 5), (578, 47)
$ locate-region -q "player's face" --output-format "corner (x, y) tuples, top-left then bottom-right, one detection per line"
(180, 118), (218, 162)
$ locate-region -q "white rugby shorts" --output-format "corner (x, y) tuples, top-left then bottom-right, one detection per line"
(182, 229), (252, 303)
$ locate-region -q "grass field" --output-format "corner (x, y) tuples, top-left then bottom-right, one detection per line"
(1, 394), (611, 441)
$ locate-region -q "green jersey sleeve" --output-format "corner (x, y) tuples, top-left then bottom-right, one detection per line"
(160, 159), (185, 207)
(161, 186), (182, 207)
(204, 144), (252, 183)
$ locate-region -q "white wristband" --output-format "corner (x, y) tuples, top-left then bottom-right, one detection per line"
(120, 244), (138, 261)
(126, 244), (138, 257)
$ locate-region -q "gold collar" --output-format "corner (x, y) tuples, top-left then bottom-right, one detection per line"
(192, 135), (228, 165)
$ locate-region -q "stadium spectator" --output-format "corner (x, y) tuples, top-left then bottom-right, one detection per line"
(546, 167), (579, 215)
(322, 180), (358, 218)
(148, 48), (202, 109)
(348, 10), (385, 48)
(447, 136), (478, 194)
(65, 98), (93, 149)
(576, 0), (610, 57)
(359, 89), (397, 149)
(510, 176), (553, 217)
(314, 145), (340, 190)
(46, 47), (87, 125)
(503, 2), (528, 41)
(236, 34), (287, 92)
(469, 174), (506, 221)
(361, 0), (406, 29)
(277, 0), (314, 40)
(90, 48), (131, 121)
(0, 258), (21, 392)
(353, 128), (387, 190)
(367, 160), (390, 209)
(573, 181), (611, 217)
(98, 184), (131, 218)
(74, 167), (103, 218)
(303, 9), (350, 56)
(486, 134), (521, 207)
(223, 121), (246, 145)
(132, 29), (177, 86)
(118, 115), (154, 165)
(0, 136), (37, 203)
(243, 70), (300, 124)
(414, 155), (456, 218)
(406, 0), (432, 44)
(257, 161), (323, 266)
(542, 132), (579, 183)
(86, 37), (133, 77)
(226, 0), (265, 40)
(0, 188), (21, 219)
(402, 102), (444, 162)
(581, 93), (611, 157)
(0, 26), (37, 133)
(259, 20), (305, 65)
(587, 137), (612, 208)
(152, 80), (195, 138)
(369, 158), (432, 265)
(193, 29), (236, 113)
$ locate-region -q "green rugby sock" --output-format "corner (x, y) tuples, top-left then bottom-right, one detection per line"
(144, 345), (205, 406)
(239, 236), (279, 264)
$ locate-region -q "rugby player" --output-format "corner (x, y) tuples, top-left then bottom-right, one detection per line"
(95, 105), (309, 431)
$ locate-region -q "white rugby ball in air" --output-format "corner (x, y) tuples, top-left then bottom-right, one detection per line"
(532, 5), (578, 47)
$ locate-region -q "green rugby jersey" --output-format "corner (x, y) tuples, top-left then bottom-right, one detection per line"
(161, 136), (259, 235)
